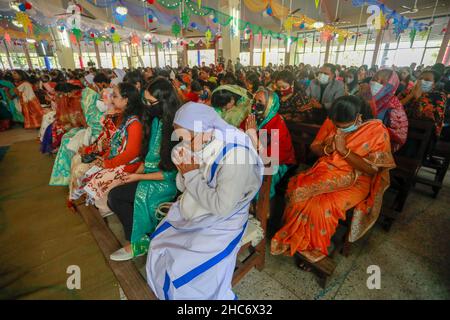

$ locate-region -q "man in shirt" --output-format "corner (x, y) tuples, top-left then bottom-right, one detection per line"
(306, 63), (345, 111)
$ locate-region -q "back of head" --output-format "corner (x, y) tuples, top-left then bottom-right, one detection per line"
(329, 95), (374, 123)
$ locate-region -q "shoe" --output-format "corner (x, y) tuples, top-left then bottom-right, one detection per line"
(110, 247), (133, 261)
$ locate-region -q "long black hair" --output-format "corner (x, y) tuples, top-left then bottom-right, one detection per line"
(116, 82), (149, 161)
(329, 95), (374, 123)
(13, 70), (29, 82)
(211, 89), (242, 109)
(144, 77), (181, 171)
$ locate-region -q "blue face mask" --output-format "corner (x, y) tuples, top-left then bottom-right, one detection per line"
(421, 80), (433, 93)
(340, 123), (358, 133)
(339, 116), (361, 133)
(180, 84), (187, 91)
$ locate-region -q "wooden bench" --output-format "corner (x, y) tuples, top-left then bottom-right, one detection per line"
(74, 173), (272, 299)
(415, 139), (450, 198)
(381, 119), (435, 230)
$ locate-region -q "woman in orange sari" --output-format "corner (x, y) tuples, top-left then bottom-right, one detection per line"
(271, 96), (395, 263)
(12, 70), (43, 129)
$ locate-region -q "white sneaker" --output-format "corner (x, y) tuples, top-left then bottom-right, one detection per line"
(110, 248), (133, 261)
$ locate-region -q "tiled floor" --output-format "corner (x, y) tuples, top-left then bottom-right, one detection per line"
(4, 129), (449, 299)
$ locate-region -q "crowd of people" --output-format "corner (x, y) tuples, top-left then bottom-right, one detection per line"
(1, 58), (449, 299)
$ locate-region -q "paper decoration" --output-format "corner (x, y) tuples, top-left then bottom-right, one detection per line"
(172, 22), (181, 37)
(4, 32), (11, 45)
(16, 12), (32, 34)
(72, 28), (83, 41)
(409, 29), (416, 46)
(131, 34), (141, 45)
(284, 17), (294, 32)
(315, 0), (320, 9)
(181, 10), (190, 28)
(112, 33), (121, 43)
(69, 33), (78, 45)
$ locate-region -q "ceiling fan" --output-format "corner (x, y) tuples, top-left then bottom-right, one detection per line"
(400, 0), (441, 14)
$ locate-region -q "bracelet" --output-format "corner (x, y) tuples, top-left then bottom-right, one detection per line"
(342, 149), (351, 159)
(323, 144), (330, 156)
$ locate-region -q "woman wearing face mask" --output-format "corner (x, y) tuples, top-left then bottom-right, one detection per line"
(241, 87), (296, 198)
(73, 83), (146, 215)
(395, 67), (415, 96)
(399, 70), (447, 137)
(271, 96), (395, 265)
(366, 69), (408, 153)
(344, 68), (359, 96)
(106, 78), (181, 261)
(146, 102), (263, 299)
(276, 70), (326, 124)
(50, 73), (111, 186)
(211, 84), (253, 127)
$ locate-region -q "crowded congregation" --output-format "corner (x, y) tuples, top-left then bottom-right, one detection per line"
(1, 0), (450, 301)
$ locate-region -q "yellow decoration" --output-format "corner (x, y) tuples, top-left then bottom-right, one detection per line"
(315, 0), (320, 9)
(338, 34), (345, 44)
(243, 0), (354, 38)
(284, 17), (294, 32)
(16, 12), (32, 34)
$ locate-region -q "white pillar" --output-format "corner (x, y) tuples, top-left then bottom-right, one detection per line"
(50, 28), (76, 69)
(220, 0), (241, 63)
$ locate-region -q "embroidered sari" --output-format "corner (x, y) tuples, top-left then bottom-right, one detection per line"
(213, 85), (253, 127)
(80, 116), (142, 205)
(49, 87), (104, 186)
(16, 81), (43, 129)
(271, 119), (395, 256)
(131, 117), (177, 257)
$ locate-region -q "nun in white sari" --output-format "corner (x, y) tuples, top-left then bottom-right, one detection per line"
(146, 102), (263, 300)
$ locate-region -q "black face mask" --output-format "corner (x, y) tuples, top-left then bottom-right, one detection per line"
(144, 101), (163, 119)
(252, 102), (266, 123)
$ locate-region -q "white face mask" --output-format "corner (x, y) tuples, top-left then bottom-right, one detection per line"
(346, 77), (354, 84)
(318, 73), (330, 85)
(370, 81), (384, 96)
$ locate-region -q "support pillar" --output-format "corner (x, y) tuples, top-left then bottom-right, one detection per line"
(220, 0), (241, 63)
(371, 28), (383, 67)
(437, 18), (450, 64)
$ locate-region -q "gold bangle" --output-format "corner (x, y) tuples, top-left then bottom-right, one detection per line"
(323, 145), (330, 156)
(343, 149), (351, 159)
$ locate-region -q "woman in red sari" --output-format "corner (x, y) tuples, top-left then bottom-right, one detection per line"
(12, 70), (43, 129)
(271, 96), (395, 263)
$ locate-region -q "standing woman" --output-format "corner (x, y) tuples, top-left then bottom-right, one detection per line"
(106, 78), (181, 261)
(12, 70), (44, 129)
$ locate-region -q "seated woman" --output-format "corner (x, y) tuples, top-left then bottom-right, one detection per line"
(275, 70), (326, 125)
(68, 106), (122, 207)
(107, 78), (181, 261)
(271, 96), (395, 264)
(146, 102), (263, 300)
(367, 69), (408, 153)
(241, 87), (296, 198)
(399, 70), (447, 137)
(12, 70), (44, 129)
(344, 68), (359, 96)
(211, 84), (253, 127)
(75, 83), (145, 213)
(396, 67), (415, 97)
(49, 73), (110, 186)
